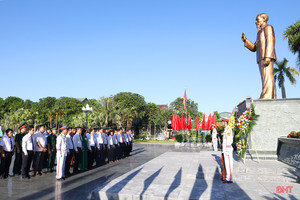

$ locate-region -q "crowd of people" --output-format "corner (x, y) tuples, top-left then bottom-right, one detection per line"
(0, 124), (133, 180)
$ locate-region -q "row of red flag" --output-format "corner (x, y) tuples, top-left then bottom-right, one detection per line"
(171, 113), (217, 131)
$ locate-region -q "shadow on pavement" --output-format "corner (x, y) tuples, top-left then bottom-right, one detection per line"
(18, 173), (116, 200)
(164, 167), (182, 199)
(189, 164), (207, 199)
(211, 154), (251, 200)
(130, 149), (146, 156)
(264, 193), (298, 200)
(105, 167), (143, 200)
(140, 167), (163, 199)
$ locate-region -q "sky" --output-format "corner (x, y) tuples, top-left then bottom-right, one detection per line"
(0, 0), (300, 114)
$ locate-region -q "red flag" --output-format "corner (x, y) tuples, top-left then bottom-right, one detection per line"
(207, 114), (212, 130)
(182, 89), (187, 110)
(174, 114), (177, 130)
(176, 114), (181, 130)
(201, 113), (206, 130)
(188, 113), (192, 131)
(182, 114), (187, 129)
(212, 114), (216, 128)
(196, 113), (200, 130)
(171, 115), (175, 131)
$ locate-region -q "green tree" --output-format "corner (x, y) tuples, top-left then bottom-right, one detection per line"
(54, 97), (83, 125)
(274, 58), (299, 98)
(284, 20), (300, 68)
(213, 111), (221, 122)
(3, 97), (24, 113)
(0, 98), (5, 120)
(144, 103), (161, 135)
(98, 97), (120, 128)
(36, 97), (57, 126)
(169, 97), (198, 119)
(0, 108), (32, 131)
(24, 99), (33, 109)
(70, 113), (86, 128)
(114, 92), (146, 127)
(158, 107), (173, 138)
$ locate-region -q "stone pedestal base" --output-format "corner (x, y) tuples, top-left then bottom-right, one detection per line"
(239, 98), (300, 159)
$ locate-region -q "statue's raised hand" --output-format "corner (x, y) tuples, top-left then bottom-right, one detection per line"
(242, 33), (247, 42)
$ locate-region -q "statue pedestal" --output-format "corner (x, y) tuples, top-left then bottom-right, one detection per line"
(238, 98), (300, 160)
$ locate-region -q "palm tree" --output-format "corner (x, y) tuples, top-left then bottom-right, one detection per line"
(284, 20), (300, 68)
(70, 113), (85, 128)
(98, 97), (120, 128)
(274, 58), (299, 98)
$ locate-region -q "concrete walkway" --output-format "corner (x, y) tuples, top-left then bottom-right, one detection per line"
(92, 151), (300, 200)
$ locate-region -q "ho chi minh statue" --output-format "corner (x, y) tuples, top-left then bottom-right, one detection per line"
(242, 13), (277, 99)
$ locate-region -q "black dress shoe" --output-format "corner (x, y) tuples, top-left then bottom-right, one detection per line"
(222, 180), (227, 183)
(227, 181), (233, 183)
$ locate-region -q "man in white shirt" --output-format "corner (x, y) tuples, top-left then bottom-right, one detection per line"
(21, 126), (35, 179)
(223, 125), (233, 183)
(33, 125), (47, 176)
(0, 129), (15, 179)
(102, 130), (108, 164)
(107, 130), (114, 164)
(212, 125), (218, 151)
(123, 130), (129, 157)
(73, 127), (83, 173)
(96, 129), (104, 166)
(113, 130), (119, 161)
(117, 129), (124, 158)
(87, 129), (96, 169)
(65, 127), (74, 176)
(56, 125), (68, 180)
(128, 130), (133, 152)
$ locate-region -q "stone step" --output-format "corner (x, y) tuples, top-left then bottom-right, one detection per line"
(245, 154), (278, 160)
(197, 165), (297, 176)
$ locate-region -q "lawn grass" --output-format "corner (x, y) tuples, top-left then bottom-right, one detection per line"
(133, 139), (176, 143)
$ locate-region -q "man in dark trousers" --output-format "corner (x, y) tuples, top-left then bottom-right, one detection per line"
(65, 127), (74, 176)
(13, 124), (26, 175)
(21, 126), (35, 179)
(0, 129), (15, 179)
(73, 127), (83, 173)
(47, 127), (57, 173)
(33, 125), (47, 176)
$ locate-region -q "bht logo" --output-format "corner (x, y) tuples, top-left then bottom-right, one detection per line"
(276, 186), (293, 193)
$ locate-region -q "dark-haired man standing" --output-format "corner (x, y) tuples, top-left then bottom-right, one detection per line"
(21, 126), (35, 179)
(47, 127), (57, 173)
(13, 124), (26, 175)
(33, 125), (47, 176)
(0, 129), (15, 179)
(73, 127), (83, 173)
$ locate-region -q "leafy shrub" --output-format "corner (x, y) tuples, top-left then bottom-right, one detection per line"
(205, 134), (212, 142)
(287, 131), (300, 139)
(175, 134), (183, 142)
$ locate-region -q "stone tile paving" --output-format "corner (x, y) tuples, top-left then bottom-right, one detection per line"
(92, 151), (300, 200)
(0, 143), (202, 200)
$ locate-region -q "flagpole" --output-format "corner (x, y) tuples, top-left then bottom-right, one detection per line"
(185, 109), (188, 142)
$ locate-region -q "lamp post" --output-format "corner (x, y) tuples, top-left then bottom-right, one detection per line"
(82, 104), (93, 129)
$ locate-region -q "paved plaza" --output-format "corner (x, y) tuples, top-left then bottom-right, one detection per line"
(0, 143), (199, 200)
(92, 150), (300, 200)
(0, 143), (299, 200)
